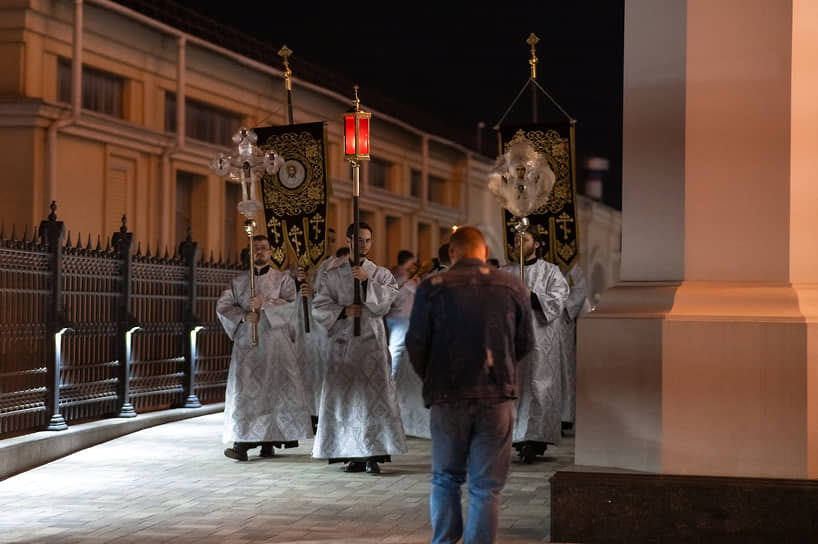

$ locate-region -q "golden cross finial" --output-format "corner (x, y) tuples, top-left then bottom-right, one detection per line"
(278, 45), (292, 70)
(527, 32), (539, 80)
(353, 85), (361, 112)
(278, 45), (293, 90)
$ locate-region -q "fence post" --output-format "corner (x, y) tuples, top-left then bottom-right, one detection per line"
(112, 215), (138, 418)
(39, 201), (68, 431)
(179, 233), (202, 408)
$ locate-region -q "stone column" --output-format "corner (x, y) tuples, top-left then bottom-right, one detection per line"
(577, 0), (818, 479)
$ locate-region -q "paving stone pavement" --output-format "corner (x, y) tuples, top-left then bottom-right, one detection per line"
(0, 412), (574, 543)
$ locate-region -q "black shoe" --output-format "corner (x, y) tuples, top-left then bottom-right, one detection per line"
(259, 443), (275, 457)
(224, 443), (249, 462)
(344, 461), (366, 473)
(365, 460), (381, 474)
(519, 444), (537, 464)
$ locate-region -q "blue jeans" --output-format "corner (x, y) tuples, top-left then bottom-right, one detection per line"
(429, 399), (514, 544)
(386, 316), (409, 376)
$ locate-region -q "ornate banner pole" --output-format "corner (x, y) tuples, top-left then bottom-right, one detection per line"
(211, 128), (284, 346)
(278, 44), (311, 333)
(342, 86), (371, 337)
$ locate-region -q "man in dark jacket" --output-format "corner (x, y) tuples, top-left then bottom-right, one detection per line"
(406, 226), (534, 544)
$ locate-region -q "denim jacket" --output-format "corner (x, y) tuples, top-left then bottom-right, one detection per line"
(405, 258), (535, 407)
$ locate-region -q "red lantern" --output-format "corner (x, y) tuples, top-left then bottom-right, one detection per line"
(343, 86), (371, 161)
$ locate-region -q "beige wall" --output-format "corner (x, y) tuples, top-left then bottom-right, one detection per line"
(0, 0), (493, 265)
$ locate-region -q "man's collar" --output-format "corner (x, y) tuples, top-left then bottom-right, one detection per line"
(254, 265), (270, 276)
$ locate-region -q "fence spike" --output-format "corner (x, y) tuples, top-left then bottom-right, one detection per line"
(65, 230), (72, 247)
(163, 246), (170, 260)
(145, 245), (152, 258)
(209, 250), (215, 265)
(105, 236), (111, 252)
(21, 225), (28, 242)
(76, 232), (84, 249)
(135, 241), (142, 257)
(95, 235), (102, 251)
(0, 220), (5, 239)
(10, 224), (16, 241)
(86, 233), (92, 250)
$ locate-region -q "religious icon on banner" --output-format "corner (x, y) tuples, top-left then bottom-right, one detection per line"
(497, 122), (579, 272)
(255, 122), (330, 271)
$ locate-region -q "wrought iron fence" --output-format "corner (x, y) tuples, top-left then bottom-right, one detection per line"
(0, 203), (243, 439)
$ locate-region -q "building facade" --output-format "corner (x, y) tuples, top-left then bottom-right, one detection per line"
(0, 0), (619, 285)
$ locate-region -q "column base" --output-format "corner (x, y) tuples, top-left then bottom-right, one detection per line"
(183, 394), (201, 409)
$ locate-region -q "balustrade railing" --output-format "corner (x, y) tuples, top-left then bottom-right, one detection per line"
(0, 203), (242, 439)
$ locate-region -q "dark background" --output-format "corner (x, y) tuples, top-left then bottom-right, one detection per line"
(133, 1), (624, 209)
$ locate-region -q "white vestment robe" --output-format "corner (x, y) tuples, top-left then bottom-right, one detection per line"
(558, 263), (590, 423)
(311, 257), (407, 459)
(294, 256), (335, 415)
(501, 259), (569, 444)
(390, 277), (431, 439)
(216, 268), (313, 444)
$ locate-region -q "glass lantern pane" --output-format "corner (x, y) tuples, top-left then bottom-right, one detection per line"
(344, 116), (356, 155)
(358, 118), (370, 155)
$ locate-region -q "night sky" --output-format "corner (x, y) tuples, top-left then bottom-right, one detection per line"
(161, 1), (624, 209)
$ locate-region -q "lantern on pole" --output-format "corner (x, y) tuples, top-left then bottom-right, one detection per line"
(342, 86), (371, 337)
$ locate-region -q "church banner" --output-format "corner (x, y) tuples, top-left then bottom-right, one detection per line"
(498, 122), (579, 272)
(256, 122), (330, 271)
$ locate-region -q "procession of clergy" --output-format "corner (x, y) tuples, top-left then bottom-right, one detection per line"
(215, 222), (590, 473)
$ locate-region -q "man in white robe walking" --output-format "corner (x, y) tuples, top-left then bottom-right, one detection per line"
(311, 222), (407, 474)
(501, 230), (569, 463)
(216, 235), (313, 461)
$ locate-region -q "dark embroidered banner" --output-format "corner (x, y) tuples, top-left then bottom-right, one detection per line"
(498, 122), (579, 272)
(256, 122), (329, 271)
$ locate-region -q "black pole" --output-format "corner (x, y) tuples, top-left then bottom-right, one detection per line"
(287, 90), (294, 126)
(531, 79), (538, 124)
(352, 163), (361, 337)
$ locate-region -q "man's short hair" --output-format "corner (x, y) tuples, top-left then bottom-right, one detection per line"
(437, 243), (450, 265)
(449, 226), (485, 254)
(396, 249), (414, 265)
(336, 247), (350, 258)
(346, 222), (373, 238)
(528, 229), (545, 247)
(252, 234), (269, 243)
